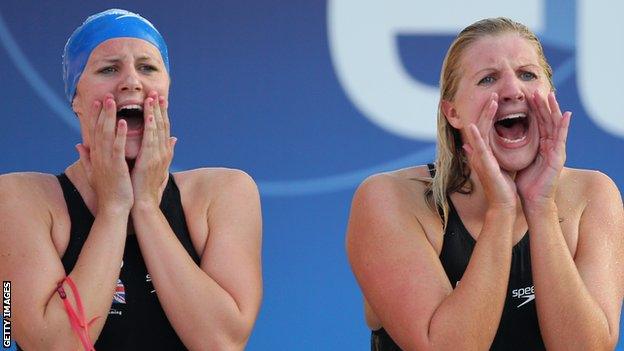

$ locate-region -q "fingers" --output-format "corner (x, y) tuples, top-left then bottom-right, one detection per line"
(464, 123), (494, 175)
(476, 93), (498, 142)
(530, 91), (572, 142)
(140, 92), (172, 160)
(141, 96), (158, 150)
(113, 119), (128, 160)
(557, 111), (572, 146)
(148, 92), (166, 143)
(465, 124), (489, 159)
(159, 96), (171, 140)
(102, 96), (118, 143)
(88, 100), (102, 150)
(169, 136), (177, 158)
(91, 95), (117, 153)
(547, 92), (573, 144)
(152, 93), (171, 148)
(547, 91), (561, 116)
(531, 91), (555, 137)
(528, 93), (547, 141)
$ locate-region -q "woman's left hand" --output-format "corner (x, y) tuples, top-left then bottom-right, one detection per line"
(131, 91), (177, 207)
(515, 91), (571, 205)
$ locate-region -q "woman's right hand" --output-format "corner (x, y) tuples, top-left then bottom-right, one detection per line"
(462, 93), (517, 210)
(76, 94), (134, 213)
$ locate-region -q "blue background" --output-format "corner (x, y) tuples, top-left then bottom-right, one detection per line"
(1, 1), (622, 350)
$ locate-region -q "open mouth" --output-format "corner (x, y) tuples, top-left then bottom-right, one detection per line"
(116, 105), (144, 132)
(494, 113), (529, 143)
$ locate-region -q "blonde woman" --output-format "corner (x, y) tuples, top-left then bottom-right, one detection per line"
(346, 18), (623, 350)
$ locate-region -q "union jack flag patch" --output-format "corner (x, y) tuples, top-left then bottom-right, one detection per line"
(112, 278), (126, 304)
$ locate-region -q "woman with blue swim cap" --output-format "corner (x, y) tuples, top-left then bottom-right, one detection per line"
(0, 9), (262, 350)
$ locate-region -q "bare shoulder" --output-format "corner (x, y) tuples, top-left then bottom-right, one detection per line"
(348, 165), (440, 249)
(355, 165), (432, 204)
(0, 172), (64, 215)
(0, 172), (69, 269)
(0, 171), (60, 195)
(559, 167), (623, 253)
(352, 165), (436, 224)
(173, 167), (258, 202)
(559, 167), (622, 207)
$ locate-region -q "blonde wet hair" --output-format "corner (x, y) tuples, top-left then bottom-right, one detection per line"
(427, 17), (553, 229)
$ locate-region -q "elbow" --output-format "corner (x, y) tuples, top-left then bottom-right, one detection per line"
(14, 311), (95, 351)
(605, 325), (620, 351)
(544, 333), (618, 351)
(190, 333), (249, 351)
(187, 316), (256, 351)
(224, 315), (256, 350)
(16, 332), (82, 351)
(598, 333), (619, 351)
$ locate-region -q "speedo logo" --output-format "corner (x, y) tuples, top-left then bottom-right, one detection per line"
(511, 285), (535, 308)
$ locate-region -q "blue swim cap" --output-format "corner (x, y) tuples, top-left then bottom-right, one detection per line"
(63, 9), (170, 103)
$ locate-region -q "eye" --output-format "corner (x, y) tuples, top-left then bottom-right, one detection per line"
(138, 64), (158, 73)
(478, 75), (496, 85)
(97, 66), (117, 74)
(519, 71), (537, 81)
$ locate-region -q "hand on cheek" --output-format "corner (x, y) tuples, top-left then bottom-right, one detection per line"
(76, 94), (134, 213)
(463, 93), (517, 209)
(515, 91), (571, 205)
(130, 92), (176, 207)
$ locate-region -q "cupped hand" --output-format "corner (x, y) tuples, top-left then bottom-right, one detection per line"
(463, 93), (517, 210)
(130, 92), (177, 207)
(76, 94), (134, 213)
(515, 91), (571, 206)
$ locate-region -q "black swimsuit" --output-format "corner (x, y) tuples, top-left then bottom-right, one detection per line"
(56, 173), (200, 350)
(371, 165), (545, 350)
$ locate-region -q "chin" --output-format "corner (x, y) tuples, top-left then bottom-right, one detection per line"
(497, 158), (533, 173)
(494, 147), (538, 173)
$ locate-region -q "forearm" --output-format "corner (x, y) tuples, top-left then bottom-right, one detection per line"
(28, 209), (129, 350)
(426, 208), (514, 351)
(132, 204), (253, 351)
(525, 201), (613, 350)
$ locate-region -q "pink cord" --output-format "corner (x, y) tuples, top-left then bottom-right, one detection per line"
(56, 276), (98, 351)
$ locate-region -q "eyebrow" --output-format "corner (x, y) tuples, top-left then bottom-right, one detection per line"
(471, 63), (541, 78)
(92, 54), (157, 65)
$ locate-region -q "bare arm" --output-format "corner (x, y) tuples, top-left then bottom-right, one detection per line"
(0, 173), (129, 350)
(347, 173), (515, 351)
(516, 92), (622, 349)
(525, 172), (624, 350)
(2, 98), (134, 349)
(348, 95), (524, 350)
(131, 170), (262, 351)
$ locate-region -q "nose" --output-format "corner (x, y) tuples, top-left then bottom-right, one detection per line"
(498, 74), (524, 103)
(118, 67), (142, 93)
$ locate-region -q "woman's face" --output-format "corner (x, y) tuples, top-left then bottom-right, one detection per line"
(73, 38), (170, 160)
(442, 33), (550, 172)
